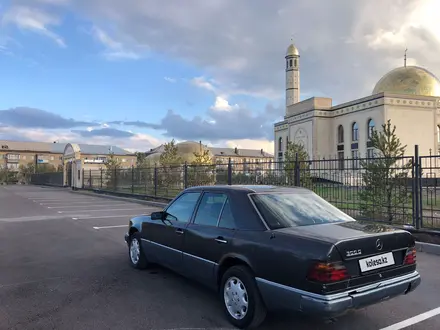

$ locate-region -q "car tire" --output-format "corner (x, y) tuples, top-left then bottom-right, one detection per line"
(129, 232), (148, 269)
(220, 265), (267, 329)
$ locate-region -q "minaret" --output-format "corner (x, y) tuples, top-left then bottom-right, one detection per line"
(285, 42), (300, 109)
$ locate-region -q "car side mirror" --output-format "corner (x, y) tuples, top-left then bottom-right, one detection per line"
(151, 211), (165, 220)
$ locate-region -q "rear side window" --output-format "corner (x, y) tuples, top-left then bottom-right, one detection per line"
(194, 192), (227, 226)
(250, 192), (355, 229)
(218, 199), (236, 229)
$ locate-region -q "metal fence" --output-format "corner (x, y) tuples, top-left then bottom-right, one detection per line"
(78, 146), (439, 230)
(30, 172), (64, 187)
(26, 145), (440, 230)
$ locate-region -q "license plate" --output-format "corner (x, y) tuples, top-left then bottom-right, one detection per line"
(359, 252), (395, 273)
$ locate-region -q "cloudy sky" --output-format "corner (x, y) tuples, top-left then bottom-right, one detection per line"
(0, 0), (439, 152)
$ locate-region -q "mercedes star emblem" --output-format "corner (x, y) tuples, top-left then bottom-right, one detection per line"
(376, 239), (383, 251)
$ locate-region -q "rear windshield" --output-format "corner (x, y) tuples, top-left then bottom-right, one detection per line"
(250, 192), (355, 229)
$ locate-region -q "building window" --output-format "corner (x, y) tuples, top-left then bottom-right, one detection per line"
(351, 150), (359, 169)
(7, 154), (20, 160)
(367, 148), (375, 158)
(286, 136), (289, 148)
(338, 151), (345, 170)
(367, 119), (375, 140)
(337, 125), (344, 144)
(289, 59), (292, 67)
(294, 59), (297, 67)
(6, 163), (19, 170)
(352, 122), (359, 141)
(278, 137), (283, 152)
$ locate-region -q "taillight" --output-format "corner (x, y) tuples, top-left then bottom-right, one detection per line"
(307, 262), (349, 283)
(404, 247), (417, 265)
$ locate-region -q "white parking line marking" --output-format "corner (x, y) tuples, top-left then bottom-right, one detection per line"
(31, 198), (96, 201)
(58, 208), (146, 213)
(72, 214), (143, 220)
(47, 203), (133, 209)
(40, 201), (102, 205)
(379, 307), (440, 330)
(93, 225), (127, 230)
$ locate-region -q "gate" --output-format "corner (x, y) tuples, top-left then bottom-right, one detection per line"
(418, 151), (440, 230)
(66, 162), (72, 187)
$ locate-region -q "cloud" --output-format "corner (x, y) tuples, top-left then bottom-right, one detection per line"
(71, 127), (135, 138)
(114, 99), (283, 142)
(91, 25), (146, 60)
(5, 1), (440, 102)
(210, 96), (239, 112)
(0, 125), (163, 152)
(38, 0), (439, 103)
(164, 76), (176, 83)
(2, 5), (65, 47)
(0, 107), (93, 129)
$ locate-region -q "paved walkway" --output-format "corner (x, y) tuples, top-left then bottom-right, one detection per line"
(0, 185), (439, 330)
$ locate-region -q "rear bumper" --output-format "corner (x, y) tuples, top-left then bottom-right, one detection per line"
(256, 271), (421, 317)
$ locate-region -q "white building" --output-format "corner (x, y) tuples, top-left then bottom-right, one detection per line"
(274, 42), (440, 170)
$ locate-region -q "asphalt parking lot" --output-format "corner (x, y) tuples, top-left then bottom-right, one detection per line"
(1, 185), (440, 330)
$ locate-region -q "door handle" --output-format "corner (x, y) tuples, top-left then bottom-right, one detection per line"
(175, 228), (184, 235)
(215, 237), (228, 244)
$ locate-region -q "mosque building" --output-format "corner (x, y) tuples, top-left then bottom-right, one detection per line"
(274, 42), (440, 170)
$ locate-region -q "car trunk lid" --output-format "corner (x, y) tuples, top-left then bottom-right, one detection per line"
(274, 220), (416, 292)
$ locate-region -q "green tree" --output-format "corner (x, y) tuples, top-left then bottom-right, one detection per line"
(159, 139), (182, 166)
(18, 163), (35, 183)
(135, 151), (154, 194)
(358, 119), (412, 224)
(135, 152), (148, 168)
(284, 140), (311, 187)
(188, 149), (215, 186)
(159, 139), (183, 196)
(104, 153), (122, 190)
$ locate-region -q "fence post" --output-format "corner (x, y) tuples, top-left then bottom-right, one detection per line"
(154, 164), (158, 197)
(89, 169), (92, 188)
(82, 168), (85, 188)
(227, 158), (232, 185)
(131, 165), (134, 194)
(113, 168), (117, 191)
(294, 153), (300, 186)
(414, 145), (421, 229)
(184, 162), (188, 189)
(100, 168), (103, 189)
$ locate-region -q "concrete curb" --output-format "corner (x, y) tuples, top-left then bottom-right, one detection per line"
(68, 189), (168, 208)
(415, 241), (440, 256)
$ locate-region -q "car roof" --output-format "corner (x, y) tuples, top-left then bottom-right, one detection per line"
(184, 184), (311, 194)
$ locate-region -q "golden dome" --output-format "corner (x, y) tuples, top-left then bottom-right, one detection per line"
(372, 66), (440, 97)
(286, 43), (299, 57)
(146, 141), (212, 163)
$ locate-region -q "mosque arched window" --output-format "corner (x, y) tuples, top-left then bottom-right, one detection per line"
(337, 125), (344, 144)
(367, 119), (375, 159)
(337, 125), (344, 170)
(367, 119), (375, 140)
(278, 137), (283, 152)
(352, 122), (359, 142)
(289, 59), (292, 67)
